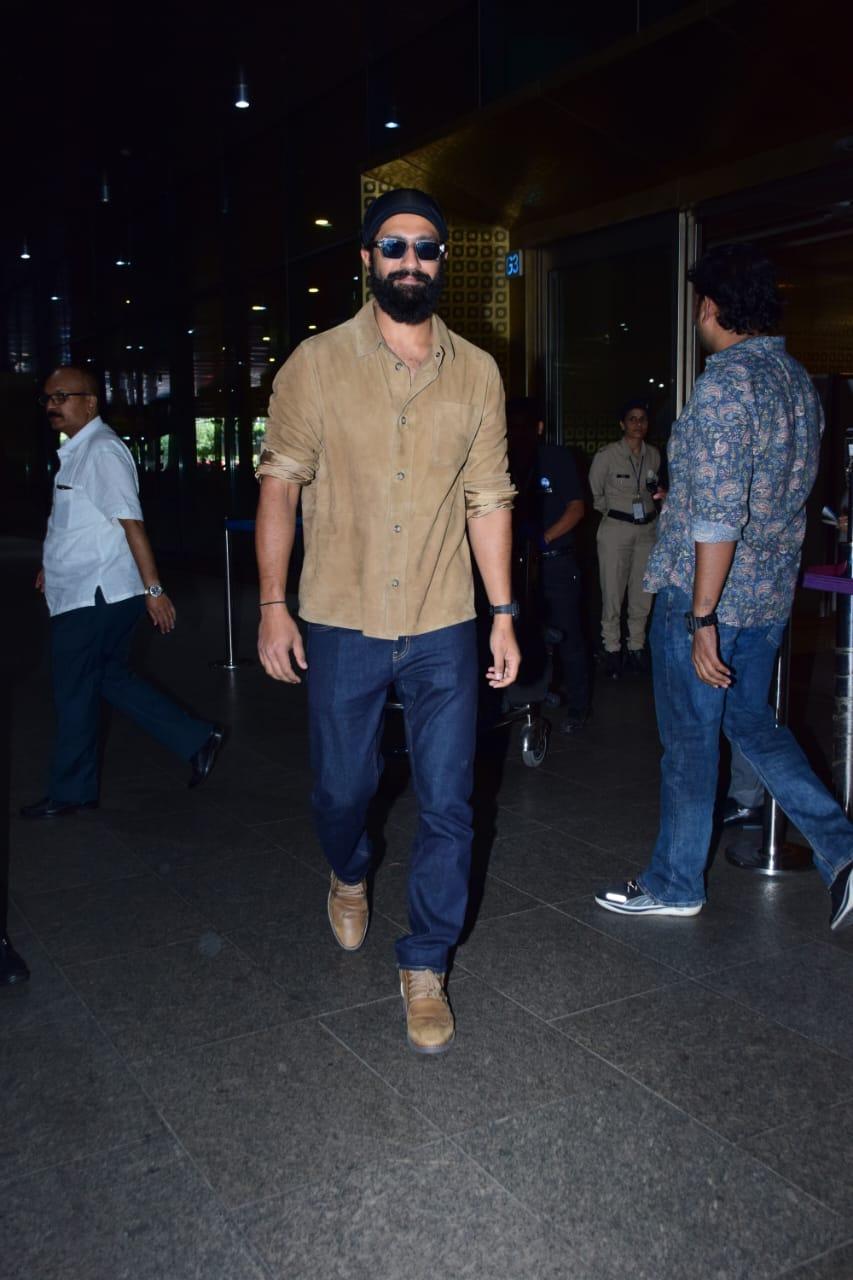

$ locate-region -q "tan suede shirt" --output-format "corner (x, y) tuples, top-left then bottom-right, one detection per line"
(256, 302), (515, 640)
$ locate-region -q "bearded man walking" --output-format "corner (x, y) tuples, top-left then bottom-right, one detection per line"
(255, 189), (519, 1053)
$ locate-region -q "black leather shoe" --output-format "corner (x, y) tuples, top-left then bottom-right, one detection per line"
(604, 652), (622, 681)
(721, 797), (764, 829)
(188, 725), (226, 789)
(19, 797), (98, 820)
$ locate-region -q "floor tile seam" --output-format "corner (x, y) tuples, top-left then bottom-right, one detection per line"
(113, 1080), (280, 1280)
(544, 976), (697, 1026)
(117, 1007), (323, 1068)
(47, 921), (229, 970)
(546, 898), (796, 981)
(226, 1137), (454, 1215)
(12, 868), (153, 909)
(470, 868), (556, 910)
(775, 1234), (853, 1278)
(314, 1019), (448, 1140)
(10, 864), (158, 898)
(741, 1094), (853, 1144)
(0, 1132), (176, 1194)
(536, 901), (691, 978)
(439, 1129), (592, 1254)
(690, 967), (853, 1063)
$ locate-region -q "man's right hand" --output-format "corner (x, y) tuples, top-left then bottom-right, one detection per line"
(258, 605), (308, 683)
(35, 568), (45, 593)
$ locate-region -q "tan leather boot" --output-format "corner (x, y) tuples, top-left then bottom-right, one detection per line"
(399, 969), (454, 1055)
(327, 873), (369, 951)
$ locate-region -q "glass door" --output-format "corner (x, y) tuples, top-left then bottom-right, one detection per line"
(542, 213), (680, 460)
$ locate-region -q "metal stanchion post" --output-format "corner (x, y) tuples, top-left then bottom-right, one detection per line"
(726, 621), (813, 875)
(212, 518), (252, 670)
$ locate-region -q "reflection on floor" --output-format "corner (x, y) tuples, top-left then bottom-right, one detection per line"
(4, 541), (853, 1280)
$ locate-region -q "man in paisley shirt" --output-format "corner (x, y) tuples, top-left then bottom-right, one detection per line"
(595, 244), (853, 930)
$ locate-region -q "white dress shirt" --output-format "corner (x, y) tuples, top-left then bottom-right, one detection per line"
(42, 416), (145, 617)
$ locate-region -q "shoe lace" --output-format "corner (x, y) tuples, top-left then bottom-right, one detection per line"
(406, 969), (445, 1002)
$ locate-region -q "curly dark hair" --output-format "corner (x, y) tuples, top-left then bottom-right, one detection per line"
(688, 243), (781, 334)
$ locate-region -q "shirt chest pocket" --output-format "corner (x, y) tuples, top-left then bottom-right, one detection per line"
(431, 402), (480, 470)
(50, 486), (75, 530)
(612, 471), (636, 493)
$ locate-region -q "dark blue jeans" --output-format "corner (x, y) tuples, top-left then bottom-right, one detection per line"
(49, 591), (211, 804)
(640, 586), (853, 906)
(306, 620), (478, 970)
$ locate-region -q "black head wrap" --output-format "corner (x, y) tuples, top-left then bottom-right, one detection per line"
(362, 188), (448, 246)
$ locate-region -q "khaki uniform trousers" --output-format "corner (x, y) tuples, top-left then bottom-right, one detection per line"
(596, 515), (657, 653)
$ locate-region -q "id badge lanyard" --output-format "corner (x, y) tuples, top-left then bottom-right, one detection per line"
(627, 445), (646, 522)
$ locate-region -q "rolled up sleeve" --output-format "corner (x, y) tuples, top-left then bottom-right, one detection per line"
(463, 359), (516, 518)
(690, 376), (753, 544)
(256, 342), (322, 485)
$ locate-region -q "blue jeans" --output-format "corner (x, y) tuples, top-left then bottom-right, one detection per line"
(306, 620), (478, 970)
(640, 587), (853, 906)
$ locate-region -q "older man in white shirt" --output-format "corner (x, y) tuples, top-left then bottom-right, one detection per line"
(21, 366), (224, 819)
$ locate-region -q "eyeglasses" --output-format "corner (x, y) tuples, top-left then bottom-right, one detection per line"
(369, 237), (445, 262)
(38, 391), (90, 406)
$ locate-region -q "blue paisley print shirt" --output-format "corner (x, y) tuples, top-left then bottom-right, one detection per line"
(645, 336), (823, 626)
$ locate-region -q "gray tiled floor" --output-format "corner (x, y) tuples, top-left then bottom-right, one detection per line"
(4, 542), (853, 1278)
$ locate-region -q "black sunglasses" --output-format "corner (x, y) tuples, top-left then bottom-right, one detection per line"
(38, 391), (91, 406)
(369, 237), (445, 262)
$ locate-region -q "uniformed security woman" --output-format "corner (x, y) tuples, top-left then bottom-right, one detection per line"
(589, 400), (661, 678)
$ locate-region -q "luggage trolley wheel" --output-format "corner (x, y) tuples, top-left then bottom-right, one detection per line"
(520, 715), (550, 768)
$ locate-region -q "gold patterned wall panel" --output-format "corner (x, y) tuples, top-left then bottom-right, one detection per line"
(361, 175), (511, 385)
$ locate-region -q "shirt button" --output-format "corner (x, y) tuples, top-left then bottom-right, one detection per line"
(396, 471), (405, 481)
(393, 524), (401, 533)
(390, 578), (400, 589)
(400, 415), (407, 426)
(395, 362), (403, 371)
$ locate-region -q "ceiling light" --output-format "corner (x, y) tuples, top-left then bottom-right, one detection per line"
(262, 336), (271, 342)
(100, 172), (110, 204)
(648, 378), (655, 384)
(50, 295), (60, 301)
(125, 344), (132, 350)
(235, 68), (249, 109)
(308, 324), (317, 331)
(308, 287), (319, 294)
(384, 109), (400, 129)
(268, 357), (275, 362)
(251, 304), (267, 311)
(115, 258), (129, 267)
(353, 275), (359, 281)
(124, 298), (131, 304)
(187, 328), (194, 335)
(314, 218), (332, 227)
(20, 240), (31, 260)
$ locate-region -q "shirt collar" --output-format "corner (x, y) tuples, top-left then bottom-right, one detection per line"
(57, 415), (104, 456)
(352, 300), (455, 363)
(707, 335), (786, 365)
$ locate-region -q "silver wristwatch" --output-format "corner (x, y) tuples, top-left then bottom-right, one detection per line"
(146, 584), (164, 598)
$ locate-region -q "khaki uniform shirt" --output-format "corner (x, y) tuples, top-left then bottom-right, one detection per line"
(257, 302), (515, 640)
(589, 438), (661, 519)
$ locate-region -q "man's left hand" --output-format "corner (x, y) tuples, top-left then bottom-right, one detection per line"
(691, 626), (731, 688)
(486, 619), (521, 689)
(146, 593), (176, 634)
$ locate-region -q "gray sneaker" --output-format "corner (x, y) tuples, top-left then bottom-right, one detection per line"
(595, 880), (702, 917)
(830, 863), (853, 932)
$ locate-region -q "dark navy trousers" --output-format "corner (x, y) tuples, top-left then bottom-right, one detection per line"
(48, 590), (211, 804)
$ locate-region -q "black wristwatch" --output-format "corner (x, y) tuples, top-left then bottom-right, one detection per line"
(490, 601), (520, 619)
(684, 610), (718, 635)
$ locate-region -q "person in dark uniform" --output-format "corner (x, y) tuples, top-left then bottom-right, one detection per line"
(506, 398), (589, 733)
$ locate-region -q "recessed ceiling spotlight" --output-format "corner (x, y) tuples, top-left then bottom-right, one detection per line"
(314, 218), (332, 227)
(50, 294), (60, 301)
(235, 68), (249, 109)
(262, 336), (271, 342)
(308, 287), (319, 294)
(308, 324), (317, 331)
(251, 304), (267, 311)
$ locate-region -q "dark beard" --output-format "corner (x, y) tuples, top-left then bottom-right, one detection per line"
(368, 260), (445, 325)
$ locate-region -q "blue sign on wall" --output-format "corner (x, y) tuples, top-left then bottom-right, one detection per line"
(505, 250), (524, 278)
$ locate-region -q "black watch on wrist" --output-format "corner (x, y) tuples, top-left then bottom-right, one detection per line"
(490, 601), (519, 619)
(684, 610), (718, 635)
